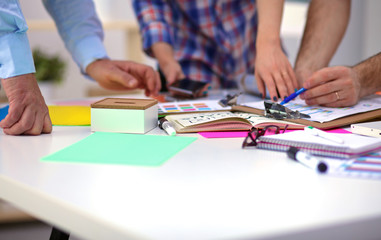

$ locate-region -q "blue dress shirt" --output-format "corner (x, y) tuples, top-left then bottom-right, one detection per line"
(0, 0), (108, 79)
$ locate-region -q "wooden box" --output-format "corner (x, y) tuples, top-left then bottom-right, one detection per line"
(91, 98), (158, 134)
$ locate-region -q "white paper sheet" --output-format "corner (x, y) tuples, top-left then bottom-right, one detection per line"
(243, 95), (381, 123)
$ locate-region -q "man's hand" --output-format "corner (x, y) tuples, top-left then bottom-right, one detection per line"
(86, 59), (161, 97)
(294, 0), (350, 87)
(255, 43), (298, 101)
(0, 74), (52, 135)
(301, 66), (361, 107)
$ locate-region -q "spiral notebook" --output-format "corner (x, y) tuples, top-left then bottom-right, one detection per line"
(255, 131), (381, 159)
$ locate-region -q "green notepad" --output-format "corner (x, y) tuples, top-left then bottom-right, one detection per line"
(42, 132), (197, 166)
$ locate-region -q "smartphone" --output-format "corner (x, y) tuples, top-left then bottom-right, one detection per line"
(169, 78), (210, 98)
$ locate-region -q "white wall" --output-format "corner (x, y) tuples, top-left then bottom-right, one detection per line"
(363, 0), (381, 59)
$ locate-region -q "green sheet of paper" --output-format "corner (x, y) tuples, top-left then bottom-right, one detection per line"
(42, 132), (197, 166)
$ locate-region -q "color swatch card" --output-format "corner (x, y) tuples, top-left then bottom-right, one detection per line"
(158, 100), (230, 115)
(41, 132), (197, 166)
(329, 151), (381, 180)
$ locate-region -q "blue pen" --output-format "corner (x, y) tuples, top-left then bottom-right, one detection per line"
(280, 87), (307, 105)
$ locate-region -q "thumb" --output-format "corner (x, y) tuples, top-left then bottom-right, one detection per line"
(111, 68), (139, 89)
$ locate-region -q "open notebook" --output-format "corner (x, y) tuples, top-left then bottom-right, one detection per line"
(254, 131), (381, 159)
(165, 111), (304, 133)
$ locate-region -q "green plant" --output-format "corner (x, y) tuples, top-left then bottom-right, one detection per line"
(33, 48), (66, 84)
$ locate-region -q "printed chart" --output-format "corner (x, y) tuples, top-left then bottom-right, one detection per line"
(158, 100), (230, 114)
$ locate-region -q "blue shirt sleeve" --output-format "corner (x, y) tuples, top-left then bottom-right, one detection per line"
(43, 0), (109, 75)
(0, 0), (35, 79)
(43, 0), (108, 73)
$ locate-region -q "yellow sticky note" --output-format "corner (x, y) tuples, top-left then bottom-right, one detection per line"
(48, 105), (91, 126)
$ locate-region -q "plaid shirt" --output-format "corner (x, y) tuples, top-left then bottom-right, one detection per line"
(133, 0), (257, 88)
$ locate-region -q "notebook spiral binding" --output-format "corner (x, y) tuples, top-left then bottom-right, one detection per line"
(256, 139), (350, 159)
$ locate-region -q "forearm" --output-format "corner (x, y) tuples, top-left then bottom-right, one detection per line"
(354, 52), (381, 98)
(151, 42), (176, 66)
(256, 0), (284, 47)
(295, 0), (350, 73)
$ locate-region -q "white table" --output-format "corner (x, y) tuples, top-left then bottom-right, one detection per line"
(1, 125), (381, 240)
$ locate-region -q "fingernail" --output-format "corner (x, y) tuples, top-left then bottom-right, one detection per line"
(273, 96), (277, 102)
(294, 88), (298, 92)
(259, 93), (263, 99)
(128, 79), (138, 87)
(202, 91), (208, 96)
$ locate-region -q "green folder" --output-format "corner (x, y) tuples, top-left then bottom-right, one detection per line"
(42, 132), (197, 166)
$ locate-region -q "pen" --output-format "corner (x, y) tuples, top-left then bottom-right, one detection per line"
(280, 87), (307, 105)
(304, 126), (344, 144)
(287, 147), (328, 173)
(158, 118), (176, 136)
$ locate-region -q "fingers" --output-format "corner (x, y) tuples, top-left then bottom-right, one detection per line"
(254, 48), (298, 101)
(272, 71), (289, 100)
(126, 62), (161, 96)
(0, 74), (52, 136)
(159, 61), (185, 87)
(303, 66), (347, 89)
(305, 90), (350, 108)
(1, 103), (51, 136)
(255, 69), (296, 102)
(42, 113), (53, 134)
(87, 59), (161, 96)
(255, 72), (266, 99)
(302, 67), (360, 107)
(286, 66), (299, 92)
(0, 102), (24, 129)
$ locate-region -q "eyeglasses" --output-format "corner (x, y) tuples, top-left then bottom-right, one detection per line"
(242, 125), (288, 148)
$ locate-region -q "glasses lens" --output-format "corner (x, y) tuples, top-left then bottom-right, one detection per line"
(242, 128), (257, 148)
(263, 126), (279, 136)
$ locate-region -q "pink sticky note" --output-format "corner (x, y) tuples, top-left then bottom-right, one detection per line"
(54, 100), (96, 106)
(198, 128), (351, 138)
(199, 131), (248, 138)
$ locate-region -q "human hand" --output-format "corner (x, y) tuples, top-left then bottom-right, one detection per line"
(0, 74), (52, 135)
(294, 68), (313, 89)
(301, 66), (360, 107)
(86, 59), (161, 97)
(158, 59), (185, 87)
(255, 44), (298, 101)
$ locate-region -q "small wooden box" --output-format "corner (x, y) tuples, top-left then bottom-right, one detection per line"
(91, 98), (158, 134)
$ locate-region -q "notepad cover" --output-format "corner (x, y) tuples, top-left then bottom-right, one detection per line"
(254, 131), (381, 159)
(351, 121), (381, 138)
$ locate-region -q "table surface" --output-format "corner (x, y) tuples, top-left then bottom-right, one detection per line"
(1, 97), (381, 239)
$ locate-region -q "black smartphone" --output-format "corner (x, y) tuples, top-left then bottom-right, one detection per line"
(169, 78), (210, 98)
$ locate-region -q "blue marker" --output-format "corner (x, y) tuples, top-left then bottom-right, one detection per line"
(280, 87), (307, 105)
